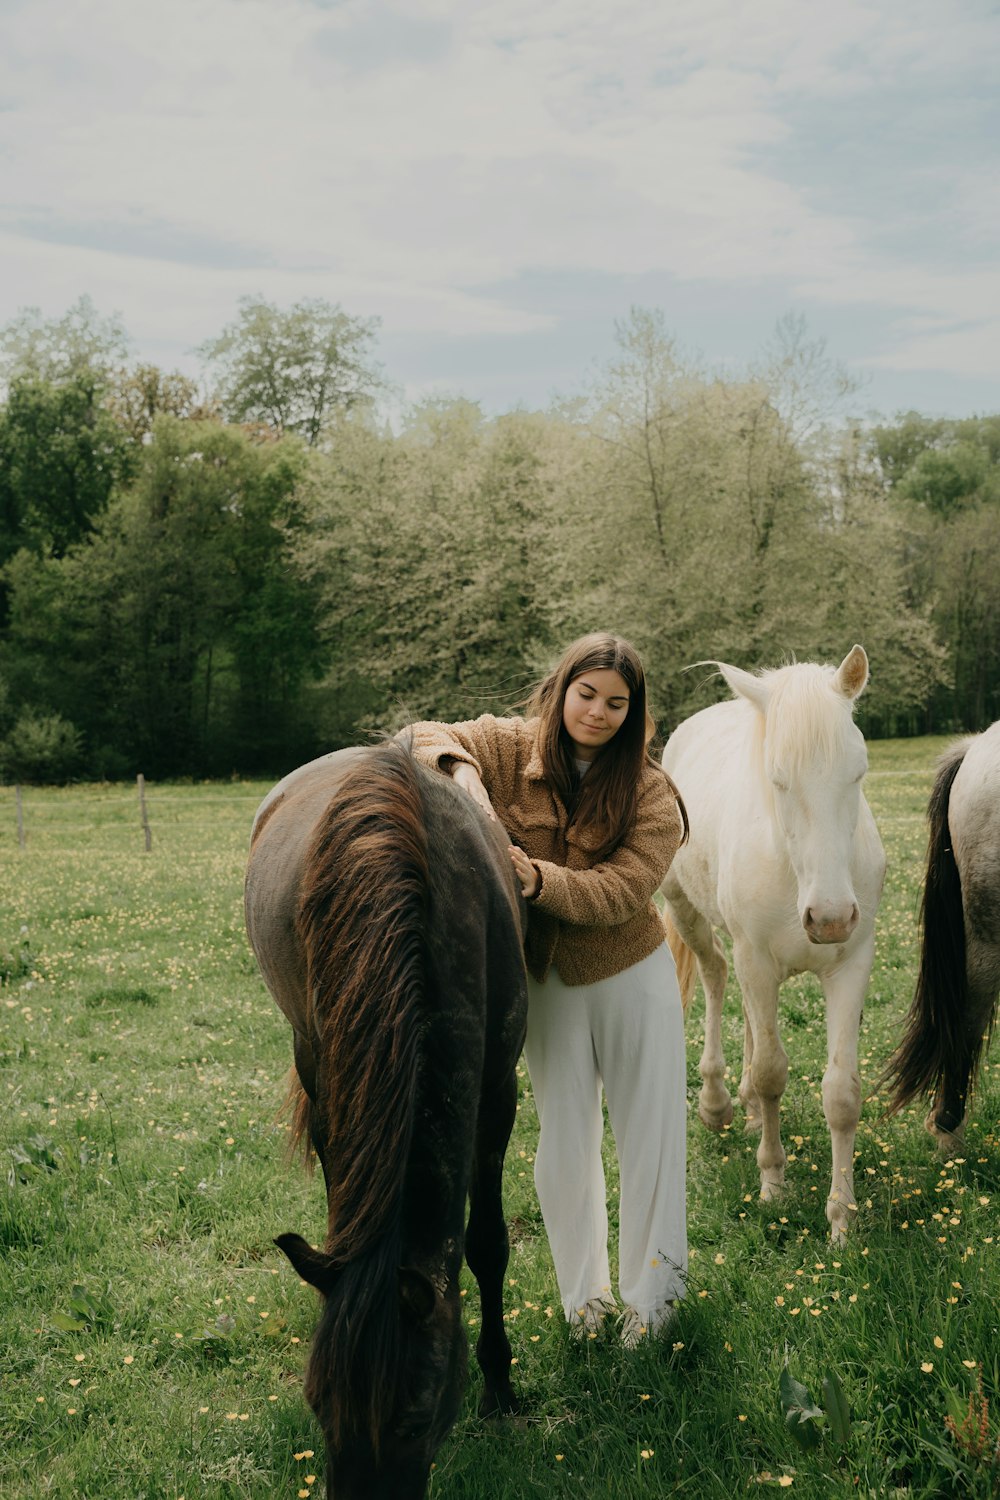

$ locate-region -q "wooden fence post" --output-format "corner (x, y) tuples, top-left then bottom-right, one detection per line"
(137, 774), (152, 852)
(15, 784), (25, 849)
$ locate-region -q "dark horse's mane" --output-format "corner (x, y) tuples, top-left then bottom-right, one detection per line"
(880, 738), (972, 1121)
(294, 740), (430, 1453)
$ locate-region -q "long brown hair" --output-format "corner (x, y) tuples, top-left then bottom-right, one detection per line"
(525, 632), (688, 861)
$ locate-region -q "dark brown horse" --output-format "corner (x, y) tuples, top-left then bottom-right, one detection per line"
(882, 721), (1000, 1146)
(244, 740), (528, 1497)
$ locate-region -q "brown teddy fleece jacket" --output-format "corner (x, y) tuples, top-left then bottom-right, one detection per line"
(405, 714), (684, 986)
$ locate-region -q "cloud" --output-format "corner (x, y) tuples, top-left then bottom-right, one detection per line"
(0, 3), (856, 282)
(0, 0), (996, 404)
(860, 318), (1000, 380)
(0, 229), (551, 368)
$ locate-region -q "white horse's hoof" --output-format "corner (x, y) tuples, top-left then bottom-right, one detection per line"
(699, 1096), (734, 1132)
(827, 1195), (857, 1242)
(759, 1177), (785, 1203)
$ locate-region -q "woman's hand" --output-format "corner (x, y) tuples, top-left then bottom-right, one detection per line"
(509, 845), (540, 899)
(450, 761), (496, 822)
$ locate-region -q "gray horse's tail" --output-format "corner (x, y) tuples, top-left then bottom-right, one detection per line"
(880, 739), (971, 1126)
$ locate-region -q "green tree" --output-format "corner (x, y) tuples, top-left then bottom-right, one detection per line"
(870, 411), (1000, 728)
(0, 299), (143, 579)
(199, 296), (382, 445)
(577, 310), (823, 721)
(896, 441), (999, 516)
(0, 375), (136, 561)
(934, 506), (1000, 727)
(571, 310), (943, 733)
(297, 401), (567, 733)
(105, 364), (210, 444)
(810, 427), (947, 734)
(0, 294), (130, 390)
(298, 316), (948, 747)
(0, 708), (83, 784)
(2, 417), (321, 775)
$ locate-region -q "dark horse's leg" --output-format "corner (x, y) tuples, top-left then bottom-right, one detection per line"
(465, 1066), (520, 1418)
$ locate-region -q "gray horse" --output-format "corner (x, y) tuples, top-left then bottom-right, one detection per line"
(883, 720), (1000, 1145)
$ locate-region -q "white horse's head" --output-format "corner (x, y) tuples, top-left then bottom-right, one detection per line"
(718, 646), (871, 946)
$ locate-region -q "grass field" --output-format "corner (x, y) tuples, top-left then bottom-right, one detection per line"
(1, 741), (999, 1499)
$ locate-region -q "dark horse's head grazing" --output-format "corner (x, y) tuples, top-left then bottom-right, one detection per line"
(244, 740), (527, 1497)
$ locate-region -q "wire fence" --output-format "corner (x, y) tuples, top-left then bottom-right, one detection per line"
(3, 764), (935, 854)
(2, 776), (272, 853)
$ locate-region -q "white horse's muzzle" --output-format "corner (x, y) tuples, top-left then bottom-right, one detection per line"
(803, 903), (860, 945)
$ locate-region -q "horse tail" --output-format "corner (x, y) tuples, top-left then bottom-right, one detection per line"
(880, 739), (971, 1117)
(296, 738), (430, 1451)
(662, 907), (698, 1011)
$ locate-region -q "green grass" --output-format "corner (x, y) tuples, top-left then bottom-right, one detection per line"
(1, 748), (999, 1499)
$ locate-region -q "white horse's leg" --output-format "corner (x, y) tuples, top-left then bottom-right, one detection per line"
(663, 884), (731, 1130)
(733, 943), (786, 1201)
(819, 947), (870, 1243)
(738, 1004), (760, 1133)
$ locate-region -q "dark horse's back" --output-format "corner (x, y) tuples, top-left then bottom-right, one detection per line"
(244, 740), (528, 1499)
(245, 742), (527, 1117)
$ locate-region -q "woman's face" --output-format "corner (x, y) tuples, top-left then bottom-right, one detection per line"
(562, 668), (631, 761)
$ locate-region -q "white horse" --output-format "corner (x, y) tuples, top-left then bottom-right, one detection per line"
(662, 646), (886, 1242)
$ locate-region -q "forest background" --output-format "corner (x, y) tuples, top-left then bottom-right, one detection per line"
(1, 293), (997, 784)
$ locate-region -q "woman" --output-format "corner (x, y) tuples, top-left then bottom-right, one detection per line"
(407, 632), (688, 1345)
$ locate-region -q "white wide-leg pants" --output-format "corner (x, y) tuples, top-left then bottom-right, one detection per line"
(523, 942), (687, 1328)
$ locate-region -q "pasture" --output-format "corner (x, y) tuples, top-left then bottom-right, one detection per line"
(1, 742), (998, 1499)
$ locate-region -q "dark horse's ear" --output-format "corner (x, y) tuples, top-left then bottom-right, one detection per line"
(398, 1267), (437, 1325)
(275, 1233), (341, 1297)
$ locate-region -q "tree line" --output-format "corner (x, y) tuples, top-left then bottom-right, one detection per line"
(0, 296), (997, 782)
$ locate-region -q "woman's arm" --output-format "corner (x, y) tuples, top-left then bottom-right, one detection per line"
(405, 715), (512, 779)
(450, 760), (497, 822)
(532, 778), (683, 926)
(403, 714), (527, 823)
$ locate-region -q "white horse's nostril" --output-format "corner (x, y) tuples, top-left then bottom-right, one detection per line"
(804, 904), (860, 943)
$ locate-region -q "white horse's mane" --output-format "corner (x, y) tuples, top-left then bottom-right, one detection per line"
(753, 663), (856, 776)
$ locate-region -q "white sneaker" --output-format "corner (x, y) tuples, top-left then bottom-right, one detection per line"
(619, 1306), (648, 1349)
(620, 1303), (677, 1348)
(569, 1295), (617, 1340)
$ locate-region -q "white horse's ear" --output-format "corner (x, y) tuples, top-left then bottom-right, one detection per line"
(717, 661), (771, 714)
(833, 645), (869, 701)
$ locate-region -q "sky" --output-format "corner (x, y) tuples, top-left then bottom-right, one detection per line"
(1, 0), (998, 421)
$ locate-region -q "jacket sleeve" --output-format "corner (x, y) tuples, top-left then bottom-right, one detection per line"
(402, 715), (523, 800)
(532, 775), (683, 927)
